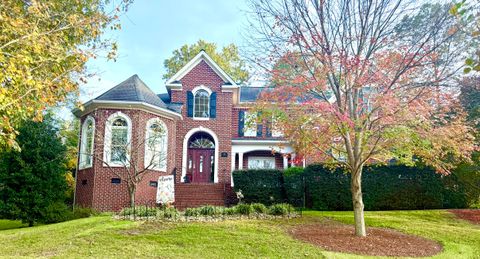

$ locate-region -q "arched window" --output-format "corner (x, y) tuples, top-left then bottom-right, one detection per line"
(79, 116), (95, 169)
(104, 112), (131, 166)
(144, 118), (168, 171)
(194, 89), (210, 118)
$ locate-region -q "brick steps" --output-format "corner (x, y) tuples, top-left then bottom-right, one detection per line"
(174, 183), (227, 209)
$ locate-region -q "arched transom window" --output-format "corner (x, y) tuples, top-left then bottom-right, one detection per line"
(194, 89), (210, 118)
(79, 116), (95, 169)
(144, 118), (168, 171)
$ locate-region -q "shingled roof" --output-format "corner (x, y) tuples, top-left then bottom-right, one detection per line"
(95, 74), (168, 109)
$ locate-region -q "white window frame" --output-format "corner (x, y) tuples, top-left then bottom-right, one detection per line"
(192, 85), (212, 120)
(243, 111), (257, 137)
(248, 156), (276, 169)
(79, 116), (95, 169)
(103, 112), (132, 167)
(144, 118), (168, 172)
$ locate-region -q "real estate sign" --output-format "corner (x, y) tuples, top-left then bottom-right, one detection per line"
(156, 175), (174, 204)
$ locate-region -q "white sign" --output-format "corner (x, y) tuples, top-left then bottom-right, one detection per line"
(156, 175), (175, 204)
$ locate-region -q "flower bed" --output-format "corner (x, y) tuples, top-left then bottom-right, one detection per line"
(116, 203), (299, 222)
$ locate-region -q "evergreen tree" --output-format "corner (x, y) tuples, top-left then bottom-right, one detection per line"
(0, 117), (69, 226)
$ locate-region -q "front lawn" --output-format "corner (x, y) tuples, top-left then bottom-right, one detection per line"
(0, 210), (478, 258)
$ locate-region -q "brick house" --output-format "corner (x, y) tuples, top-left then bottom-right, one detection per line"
(73, 51), (300, 211)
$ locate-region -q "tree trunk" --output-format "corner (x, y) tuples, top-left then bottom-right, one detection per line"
(129, 185), (136, 208)
(351, 167), (366, 237)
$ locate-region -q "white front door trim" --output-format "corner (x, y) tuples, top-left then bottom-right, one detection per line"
(181, 126), (219, 183)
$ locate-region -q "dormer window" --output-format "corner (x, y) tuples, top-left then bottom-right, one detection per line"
(194, 90), (210, 118)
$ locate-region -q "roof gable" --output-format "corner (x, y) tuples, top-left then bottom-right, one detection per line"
(165, 50), (238, 89)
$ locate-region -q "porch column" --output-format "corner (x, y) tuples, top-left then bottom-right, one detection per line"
(283, 155), (288, 169)
(231, 152), (236, 172)
(238, 152), (244, 170)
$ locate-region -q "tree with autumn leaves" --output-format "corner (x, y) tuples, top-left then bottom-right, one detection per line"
(247, 0), (477, 236)
(0, 0), (132, 150)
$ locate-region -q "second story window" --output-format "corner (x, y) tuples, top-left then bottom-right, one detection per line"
(187, 85), (217, 119)
(194, 90), (210, 118)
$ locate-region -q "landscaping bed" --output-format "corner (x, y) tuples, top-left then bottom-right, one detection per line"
(290, 221), (443, 257)
(117, 203), (299, 222)
(449, 209), (480, 224)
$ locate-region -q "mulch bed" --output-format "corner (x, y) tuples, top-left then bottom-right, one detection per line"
(449, 209), (480, 224)
(290, 222), (443, 257)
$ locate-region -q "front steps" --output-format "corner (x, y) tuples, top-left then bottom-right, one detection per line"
(174, 183), (233, 209)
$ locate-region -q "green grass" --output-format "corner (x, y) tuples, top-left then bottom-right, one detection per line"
(310, 210), (480, 259)
(0, 210), (478, 258)
(0, 219), (27, 230)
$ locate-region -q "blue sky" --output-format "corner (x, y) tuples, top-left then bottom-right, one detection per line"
(81, 0), (250, 102)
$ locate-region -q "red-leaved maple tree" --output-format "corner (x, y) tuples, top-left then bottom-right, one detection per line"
(246, 0), (477, 236)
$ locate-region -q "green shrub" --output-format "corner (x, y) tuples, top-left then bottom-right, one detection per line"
(268, 203), (294, 216)
(184, 207), (201, 217)
(223, 207), (237, 215)
(283, 167), (304, 177)
(161, 207), (179, 219)
(198, 205), (223, 216)
(73, 206), (97, 219)
(42, 202), (73, 224)
(235, 204), (254, 215)
(232, 169), (286, 205)
(251, 203), (268, 214)
(120, 206), (157, 217)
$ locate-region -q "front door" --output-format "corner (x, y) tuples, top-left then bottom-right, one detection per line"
(187, 149), (214, 183)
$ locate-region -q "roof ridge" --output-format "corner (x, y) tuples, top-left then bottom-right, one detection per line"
(132, 74), (143, 102)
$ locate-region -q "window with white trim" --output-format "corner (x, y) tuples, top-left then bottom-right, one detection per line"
(111, 118), (128, 163)
(194, 89), (210, 118)
(248, 156), (276, 169)
(144, 118), (168, 171)
(104, 112), (131, 166)
(243, 111), (257, 137)
(79, 117), (95, 169)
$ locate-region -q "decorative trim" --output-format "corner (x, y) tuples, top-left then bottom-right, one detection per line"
(181, 127), (219, 183)
(192, 85), (212, 95)
(73, 100), (182, 120)
(165, 50), (238, 89)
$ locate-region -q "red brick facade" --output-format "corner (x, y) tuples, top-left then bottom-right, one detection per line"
(75, 108), (177, 211)
(74, 53), (297, 211)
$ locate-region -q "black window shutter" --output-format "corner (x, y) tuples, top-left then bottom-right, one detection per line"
(256, 112), (263, 137)
(187, 91), (193, 117)
(238, 110), (245, 137)
(210, 92), (217, 118)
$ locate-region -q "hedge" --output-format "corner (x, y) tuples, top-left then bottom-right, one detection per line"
(232, 169), (286, 205)
(233, 164), (471, 210)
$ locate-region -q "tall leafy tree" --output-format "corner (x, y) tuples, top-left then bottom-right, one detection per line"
(0, 0), (131, 149)
(450, 0), (480, 73)
(247, 0), (476, 236)
(163, 39), (249, 83)
(0, 117), (69, 226)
